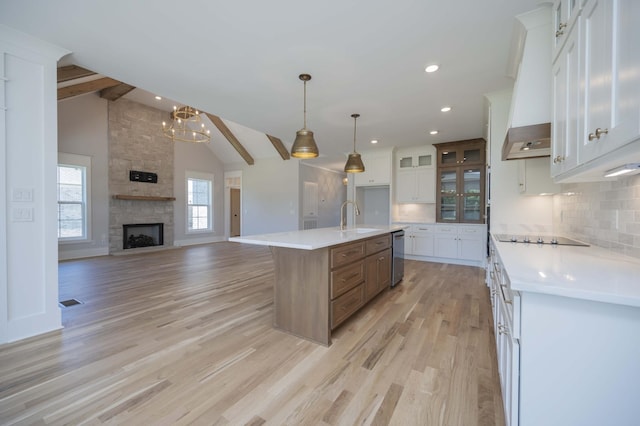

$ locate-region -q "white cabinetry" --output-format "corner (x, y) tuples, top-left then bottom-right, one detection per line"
(395, 223), (485, 266)
(551, 7), (580, 176)
(552, 0), (640, 181)
(395, 146), (436, 203)
(404, 224), (434, 257)
(434, 224), (486, 263)
(489, 240), (520, 426)
(354, 151), (392, 186)
(488, 237), (640, 425)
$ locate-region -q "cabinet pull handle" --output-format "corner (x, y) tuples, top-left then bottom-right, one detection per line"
(341, 250), (359, 257)
(588, 128), (609, 141)
(553, 155), (565, 164)
(378, 256), (385, 261)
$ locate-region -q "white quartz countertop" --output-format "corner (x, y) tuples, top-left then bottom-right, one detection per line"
(229, 225), (407, 250)
(492, 234), (640, 308)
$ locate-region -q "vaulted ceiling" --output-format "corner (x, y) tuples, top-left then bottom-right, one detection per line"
(1, 0), (545, 171)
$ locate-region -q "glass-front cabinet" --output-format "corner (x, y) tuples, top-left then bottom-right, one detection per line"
(434, 139), (486, 224)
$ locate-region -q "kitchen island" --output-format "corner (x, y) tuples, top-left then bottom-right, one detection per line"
(230, 225), (405, 345)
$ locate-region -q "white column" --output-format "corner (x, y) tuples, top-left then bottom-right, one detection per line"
(0, 25), (70, 343)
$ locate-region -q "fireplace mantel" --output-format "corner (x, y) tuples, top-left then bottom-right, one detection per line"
(112, 195), (176, 201)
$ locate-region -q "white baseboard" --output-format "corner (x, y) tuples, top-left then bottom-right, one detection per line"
(173, 235), (226, 247)
(58, 247), (109, 261)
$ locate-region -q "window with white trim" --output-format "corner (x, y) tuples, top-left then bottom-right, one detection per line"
(57, 153), (91, 241)
(187, 171), (213, 232)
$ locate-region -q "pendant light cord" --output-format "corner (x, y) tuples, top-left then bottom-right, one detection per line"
(353, 115), (358, 152)
(303, 80), (307, 129)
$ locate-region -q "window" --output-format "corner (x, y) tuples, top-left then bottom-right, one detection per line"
(57, 153), (91, 241)
(187, 171), (213, 232)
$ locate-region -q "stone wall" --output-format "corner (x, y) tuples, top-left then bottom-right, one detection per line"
(108, 99), (174, 253)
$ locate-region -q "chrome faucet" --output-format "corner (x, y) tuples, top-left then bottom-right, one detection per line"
(340, 200), (360, 230)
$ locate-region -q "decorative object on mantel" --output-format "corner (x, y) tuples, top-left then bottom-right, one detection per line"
(291, 74), (319, 158)
(112, 195), (176, 201)
(344, 113), (365, 173)
(162, 105), (211, 143)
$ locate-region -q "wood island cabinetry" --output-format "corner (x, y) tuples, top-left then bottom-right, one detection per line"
(271, 232), (392, 346)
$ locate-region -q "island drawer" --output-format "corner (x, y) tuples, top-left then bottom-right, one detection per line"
(331, 241), (365, 269)
(365, 234), (391, 255)
(331, 284), (364, 329)
(331, 261), (364, 299)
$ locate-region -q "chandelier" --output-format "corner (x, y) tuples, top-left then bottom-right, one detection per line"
(162, 105), (211, 143)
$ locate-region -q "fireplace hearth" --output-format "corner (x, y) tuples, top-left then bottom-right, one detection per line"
(123, 223), (164, 249)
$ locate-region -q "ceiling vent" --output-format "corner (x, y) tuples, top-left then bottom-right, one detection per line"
(502, 5), (552, 160)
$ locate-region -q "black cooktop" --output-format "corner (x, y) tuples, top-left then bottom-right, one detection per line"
(493, 234), (589, 246)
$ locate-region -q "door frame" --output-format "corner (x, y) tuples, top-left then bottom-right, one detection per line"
(224, 170), (242, 239)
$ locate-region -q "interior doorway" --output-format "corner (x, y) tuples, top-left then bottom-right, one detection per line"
(230, 188), (241, 237)
(224, 170), (242, 238)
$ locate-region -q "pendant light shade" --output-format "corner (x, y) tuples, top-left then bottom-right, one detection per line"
(291, 74), (319, 158)
(344, 113), (365, 173)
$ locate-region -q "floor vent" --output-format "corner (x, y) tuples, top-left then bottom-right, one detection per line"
(59, 298), (83, 308)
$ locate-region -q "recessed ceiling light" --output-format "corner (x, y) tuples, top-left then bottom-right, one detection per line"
(425, 65), (439, 73)
(155, 96), (162, 100)
(441, 106), (452, 112)
(430, 130), (439, 135)
(370, 139), (378, 144)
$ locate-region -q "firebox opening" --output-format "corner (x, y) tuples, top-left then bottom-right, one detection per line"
(123, 223), (164, 249)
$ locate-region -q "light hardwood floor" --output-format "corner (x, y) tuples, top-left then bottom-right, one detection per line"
(0, 242), (504, 425)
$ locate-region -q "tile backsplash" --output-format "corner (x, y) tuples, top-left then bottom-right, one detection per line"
(555, 174), (640, 258)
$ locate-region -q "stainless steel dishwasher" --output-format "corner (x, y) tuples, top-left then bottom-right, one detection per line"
(391, 230), (404, 287)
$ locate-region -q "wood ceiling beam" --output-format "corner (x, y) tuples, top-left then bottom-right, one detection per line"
(100, 83), (136, 101)
(57, 65), (96, 82)
(58, 77), (122, 100)
(266, 134), (290, 160)
(205, 113), (255, 165)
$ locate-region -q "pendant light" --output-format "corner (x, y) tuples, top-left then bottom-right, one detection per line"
(291, 74), (319, 158)
(344, 113), (365, 173)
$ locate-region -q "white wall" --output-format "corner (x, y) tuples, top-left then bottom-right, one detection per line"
(227, 158), (300, 235)
(485, 89), (554, 235)
(173, 141), (226, 245)
(299, 164), (346, 228)
(0, 25), (69, 343)
(57, 93), (110, 259)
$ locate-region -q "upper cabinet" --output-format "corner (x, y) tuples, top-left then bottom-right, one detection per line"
(552, 0), (582, 60)
(436, 140), (485, 168)
(552, 0), (640, 181)
(434, 139), (486, 224)
(395, 146), (436, 203)
(354, 150), (392, 186)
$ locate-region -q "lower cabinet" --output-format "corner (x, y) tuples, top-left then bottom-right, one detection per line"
(398, 223), (486, 266)
(404, 224), (435, 256)
(489, 238), (640, 426)
(434, 224), (485, 262)
(365, 247), (391, 300)
(330, 234), (391, 330)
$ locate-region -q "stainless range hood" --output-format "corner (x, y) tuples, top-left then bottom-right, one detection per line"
(502, 5), (552, 161)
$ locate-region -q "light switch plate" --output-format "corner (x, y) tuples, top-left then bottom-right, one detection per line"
(12, 188), (34, 202)
(12, 207), (34, 222)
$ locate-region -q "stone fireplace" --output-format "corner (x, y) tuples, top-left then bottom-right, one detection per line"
(108, 99), (174, 254)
